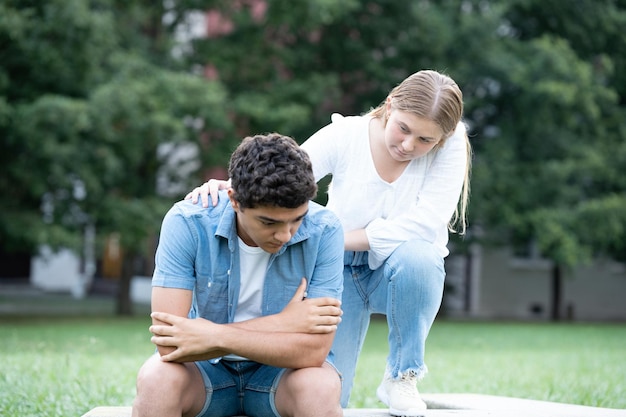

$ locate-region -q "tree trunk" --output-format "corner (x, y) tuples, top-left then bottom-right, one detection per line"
(116, 255), (134, 316)
(550, 263), (562, 321)
(464, 248), (473, 314)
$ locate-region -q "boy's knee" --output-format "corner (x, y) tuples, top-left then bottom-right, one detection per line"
(283, 366), (341, 401)
(134, 357), (197, 416)
(304, 368), (341, 401)
(136, 355), (187, 394)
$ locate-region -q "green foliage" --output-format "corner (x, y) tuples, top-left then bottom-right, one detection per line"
(577, 195), (626, 260)
(0, 1), (234, 256)
(0, 0), (117, 100)
(469, 1), (626, 265)
(1, 1), (112, 252)
(2, 0), (626, 270)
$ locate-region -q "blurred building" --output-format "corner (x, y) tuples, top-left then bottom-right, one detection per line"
(442, 244), (626, 322)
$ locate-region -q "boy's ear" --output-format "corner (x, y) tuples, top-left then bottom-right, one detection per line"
(227, 189), (239, 210)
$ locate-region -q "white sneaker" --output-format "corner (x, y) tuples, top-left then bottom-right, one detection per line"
(376, 370), (427, 417)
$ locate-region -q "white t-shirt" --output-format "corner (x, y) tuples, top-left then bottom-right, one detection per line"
(301, 114), (467, 269)
(223, 237), (270, 361)
(234, 237), (270, 323)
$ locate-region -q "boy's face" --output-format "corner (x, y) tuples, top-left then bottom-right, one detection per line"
(228, 190), (308, 254)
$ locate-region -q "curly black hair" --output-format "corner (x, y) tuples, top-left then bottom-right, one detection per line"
(228, 133), (318, 209)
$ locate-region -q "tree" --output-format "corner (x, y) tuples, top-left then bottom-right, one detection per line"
(0, 0), (234, 314)
(1, 0), (117, 253)
(470, 0), (626, 319)
(503, 0), (626, 262)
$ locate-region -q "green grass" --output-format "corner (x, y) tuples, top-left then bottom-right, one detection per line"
(1, 316), (153, 417)
(352, 319), (626, 409)
(1, 295), (625, 416)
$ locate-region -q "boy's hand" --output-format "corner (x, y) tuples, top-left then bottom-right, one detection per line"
(149, 312), (228, 362)
(278, 278), (342, 334)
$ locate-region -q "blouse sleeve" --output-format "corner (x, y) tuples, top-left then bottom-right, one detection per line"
(365, 122), (469, 269)
(300, 113), (346, 182)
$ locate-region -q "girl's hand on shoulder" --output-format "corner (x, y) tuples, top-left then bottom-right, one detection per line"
(185, 179), (232, 207)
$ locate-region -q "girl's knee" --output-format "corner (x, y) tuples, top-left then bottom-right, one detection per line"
(389, 240), (443, 274)
(394, 239), (439, 261)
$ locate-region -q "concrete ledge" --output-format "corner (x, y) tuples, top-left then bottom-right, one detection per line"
(422, 394), (626, 417)
(81, 407), (507, 416)
(82, 394), (626, 417)
(81, 407), (397, 417)
(82, 408), (129, 417)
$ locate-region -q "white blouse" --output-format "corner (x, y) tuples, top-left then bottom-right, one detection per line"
(301, 114), (468, 269)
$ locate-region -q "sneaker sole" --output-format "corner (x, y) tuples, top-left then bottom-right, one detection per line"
(376, 384), (426, 417)
(388, 407), (426, 417)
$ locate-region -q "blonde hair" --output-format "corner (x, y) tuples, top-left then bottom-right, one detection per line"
(369, 70), (472, 234)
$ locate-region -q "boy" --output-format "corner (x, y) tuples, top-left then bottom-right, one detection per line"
(132, 133), (344, 417)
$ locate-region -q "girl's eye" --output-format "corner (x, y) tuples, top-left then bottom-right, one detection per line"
(400, 125), (409, 133)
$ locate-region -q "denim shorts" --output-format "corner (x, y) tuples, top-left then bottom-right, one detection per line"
(193, 360), (285, 417)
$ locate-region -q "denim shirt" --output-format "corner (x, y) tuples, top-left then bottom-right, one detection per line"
(152, 191), (344, 326)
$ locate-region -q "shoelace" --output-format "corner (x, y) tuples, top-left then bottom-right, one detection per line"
(396, 373), (419, 397)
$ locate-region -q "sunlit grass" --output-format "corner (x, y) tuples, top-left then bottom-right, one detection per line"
(1, 316), (153, 417)
(350, 319), (626, 409)
(1, 301), (624, 416)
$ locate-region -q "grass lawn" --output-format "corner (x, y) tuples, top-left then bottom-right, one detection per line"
(1, 294), (625, 416)
(351, 318), (626, 409)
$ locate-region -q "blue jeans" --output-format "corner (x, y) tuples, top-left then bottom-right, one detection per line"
(194, 360), (285, 417)
(332, 239), (446, 407)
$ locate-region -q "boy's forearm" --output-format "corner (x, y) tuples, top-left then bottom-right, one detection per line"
(167, 329), (332, 367)
(215, 325), (334, 368)
(150, 312), (334, 367)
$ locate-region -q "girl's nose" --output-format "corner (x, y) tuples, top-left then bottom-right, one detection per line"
(401, 138), (414, 152)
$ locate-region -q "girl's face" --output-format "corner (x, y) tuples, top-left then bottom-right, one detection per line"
(384, 108), (444, 162)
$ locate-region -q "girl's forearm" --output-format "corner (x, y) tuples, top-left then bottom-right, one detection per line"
(344, 229), (370, 251)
